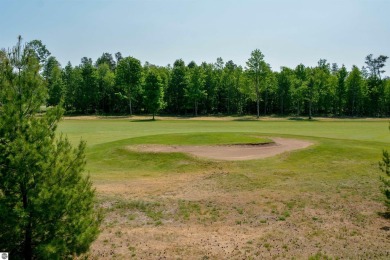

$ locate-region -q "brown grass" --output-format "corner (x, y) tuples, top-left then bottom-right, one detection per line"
(88, 170), (389, 259)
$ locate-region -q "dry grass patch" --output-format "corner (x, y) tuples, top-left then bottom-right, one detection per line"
(88, 169), (389, 259)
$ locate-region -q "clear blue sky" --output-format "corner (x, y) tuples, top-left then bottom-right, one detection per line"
(1, 0), (389, 73)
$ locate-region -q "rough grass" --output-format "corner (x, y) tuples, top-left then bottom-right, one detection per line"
(58, 116), (390, 259)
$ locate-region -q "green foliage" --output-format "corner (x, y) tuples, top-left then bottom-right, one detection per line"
(8, 37), (390, 118)
(185, 64), (206, 116)
(346, 66), (365, 116)
(246, 49), (270, 118)
(95, 52), (116, 71)
(96, 63), (115, 113)
(166, 59), (188, 114)
(277, 67), (293, 115)
(0, 37), (100, 259)
(116, 56), (142, 115)
(143, 69), (165, 120)
(379, 150), (390, 211)
(335, 65), (348, 115)
(73, 57), (99, 113)
(44, 56), (64, 106)
(25, 39), (51, 65)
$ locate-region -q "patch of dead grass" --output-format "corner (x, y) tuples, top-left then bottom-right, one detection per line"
(88, 170), (390, 259)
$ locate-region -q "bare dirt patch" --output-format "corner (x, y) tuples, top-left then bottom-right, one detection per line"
(127, 137), (313, 161)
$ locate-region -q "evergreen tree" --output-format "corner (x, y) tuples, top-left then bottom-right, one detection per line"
(214, 57), (225, 113)
(44, 56), (64, 106)
(201, 62), (218, 114)
(277, 67), (293, 115)
(336, 65), (348, 116)
(166, 59), (188, 114)
(62, 62), (78, 111)
(346, 66), (365, 116)
(95, 52), (116, 71)
(185, 64), (206, 116)
(291, 64), (308, 116)
(379, 150), (390, 212)
(0, 37), (100, 259)
(364, 54), (388, 116)
(246, 49), (268, 118)
(76, 57), (98, 113)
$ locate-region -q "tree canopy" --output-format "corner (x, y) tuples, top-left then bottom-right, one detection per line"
(6, 37), (389, 118)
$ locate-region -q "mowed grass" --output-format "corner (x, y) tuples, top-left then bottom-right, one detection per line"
(57, 117), (390, 259)
(122, 132), (271, 146)
(58, 117), (389, 180)
(59, 117), (390, 146)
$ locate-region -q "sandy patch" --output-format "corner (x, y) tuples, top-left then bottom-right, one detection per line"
(127, 137), (313, 161)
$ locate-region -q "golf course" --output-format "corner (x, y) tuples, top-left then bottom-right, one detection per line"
(59, 116), (390, 259)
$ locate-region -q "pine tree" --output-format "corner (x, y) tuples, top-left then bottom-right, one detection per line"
(185, 65), (206, 116)
(379, 150), (390, 212)
(0, 36), (100, 259)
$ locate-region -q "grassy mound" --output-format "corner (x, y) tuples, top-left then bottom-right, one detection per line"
(87, 132), (271, 179)
(125, 132), (272, 146)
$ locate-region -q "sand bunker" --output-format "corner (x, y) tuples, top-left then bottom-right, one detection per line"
(128, 137), (313, 161)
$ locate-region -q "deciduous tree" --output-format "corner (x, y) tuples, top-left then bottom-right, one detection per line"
(144, 69), (165, 120)
(25, 39), (51, 65)
(116, 56), (142, 115)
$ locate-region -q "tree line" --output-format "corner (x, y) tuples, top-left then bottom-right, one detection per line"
(27, 40), (390, 118)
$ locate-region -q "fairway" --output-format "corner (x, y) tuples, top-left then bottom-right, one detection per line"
(58, 117), (390, 259)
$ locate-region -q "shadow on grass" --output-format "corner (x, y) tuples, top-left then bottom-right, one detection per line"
(288, 117), (319, 121)
(129, 119), (157, 122)
(233, 117), (260, 121)
(378, 211), (390, 219)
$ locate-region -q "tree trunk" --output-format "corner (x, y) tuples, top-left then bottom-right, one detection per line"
(128, 90), (132, 116)
(256, 94), (260, 119)
(152, 111), (155, 120)
(264, 89), (268, 115)
(194, 100), (198, 116)
(309, 100), (312, 120)
(256, 78), (260, 119)
(24, 219), (32, 260)
(280, 95), (284, 115)
(22, 193), (32, 260)
(227, 85), (230, 114)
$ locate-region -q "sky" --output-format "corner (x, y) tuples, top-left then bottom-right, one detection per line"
(1, 0), (389, 74)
